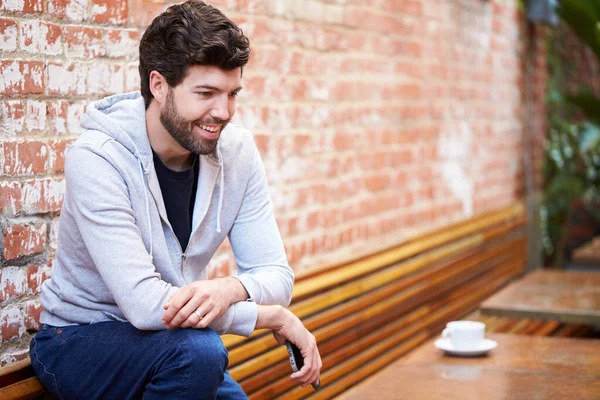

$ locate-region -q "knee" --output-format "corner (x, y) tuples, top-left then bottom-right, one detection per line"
(174, 329), (228, 371)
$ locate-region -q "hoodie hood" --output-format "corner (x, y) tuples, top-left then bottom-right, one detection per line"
(82, 92), (153, 171)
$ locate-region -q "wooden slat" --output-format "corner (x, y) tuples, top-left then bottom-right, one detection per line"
(292, 235), (482, 301)
(553, 324), (582, 337)
(532, 321), (562, 337)
(0, 360), (34, 388)
(0, 377), (48, 400)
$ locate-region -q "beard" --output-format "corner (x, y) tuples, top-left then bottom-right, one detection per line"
(159, 89), (228, 155)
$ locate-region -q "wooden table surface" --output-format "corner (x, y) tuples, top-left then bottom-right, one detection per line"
(337, 334), (600, 400)
(479, 269), (600, 325)
(572, 236), (600, 266)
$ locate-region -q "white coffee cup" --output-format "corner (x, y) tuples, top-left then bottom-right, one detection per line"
(442, 321), (485, 350)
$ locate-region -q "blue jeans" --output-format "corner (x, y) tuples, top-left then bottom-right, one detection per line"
(29, 322), (248, 400)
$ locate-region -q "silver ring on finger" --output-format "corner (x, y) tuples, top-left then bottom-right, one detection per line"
(194, 309), (204, 320)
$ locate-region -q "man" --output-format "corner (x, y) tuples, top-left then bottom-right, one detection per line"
(29, 1), (321, 398)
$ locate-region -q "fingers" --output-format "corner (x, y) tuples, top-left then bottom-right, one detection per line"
(168, 295), (206, 328)
(179, 307), (203, 329)
(290, 336), (321, 387)
(193, 309), (217, 329)
(161, 288), (193, 327)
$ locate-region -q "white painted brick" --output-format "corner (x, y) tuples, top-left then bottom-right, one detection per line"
(21, 179), (43, 214)
(48, 101), (67, 135)
(1, 0), (25, 12)
(86, 63), (111, 95)
(49, 216), (60, 252)
(19, 21), (63, 56)
(104, 29), (139, 58)
(25, 100), (46, 132)
(0, 266), (27, 301)
(67, 102), (85, 135)
(47, 63), (88, 95)
(1, 101), (24, 137)
(108, 65), (125, 95)
(125, 63), (140, 92)
(66, 0), (89, 22)
(0, 20), (18, 52)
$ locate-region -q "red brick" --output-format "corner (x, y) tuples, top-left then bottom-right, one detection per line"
(128, 0), (165, 26)
(65, 26), (105, 58)
(1, 311), (22, 342)
(27, 264), (49, 295)
(2, 222), (47, 260)
(49, 138), (73, 173)
(0, 349), (29, 367)
(91, 0), (128, 24)
(0, 18), (17, 51)
(364, 174), (391, 192)
(3, 140), (50, 175)
(0, 60), (44, 94)
(24, 301), (43, 330)
(0, 0), (42, 13)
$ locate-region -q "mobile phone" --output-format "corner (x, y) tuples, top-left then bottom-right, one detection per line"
(285, 341), (322, 391)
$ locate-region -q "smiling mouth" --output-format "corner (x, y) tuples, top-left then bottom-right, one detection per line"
(198, 124), (219, 133)
(195, 123), (221, 139)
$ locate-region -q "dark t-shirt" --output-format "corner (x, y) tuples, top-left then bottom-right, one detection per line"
(152, 149), (199, 251)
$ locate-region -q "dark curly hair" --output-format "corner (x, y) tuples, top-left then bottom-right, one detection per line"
(139, 0), (250, 108)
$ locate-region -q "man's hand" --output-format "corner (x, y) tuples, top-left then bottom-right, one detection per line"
(256, 305), (322, 388)
(162, 277), (248, 329)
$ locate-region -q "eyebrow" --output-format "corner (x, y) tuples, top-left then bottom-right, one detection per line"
(193, 84), (243, 93)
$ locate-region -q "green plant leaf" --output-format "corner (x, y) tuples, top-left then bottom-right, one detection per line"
(565, 93), (600, 126)
(557, 0), (600, 60)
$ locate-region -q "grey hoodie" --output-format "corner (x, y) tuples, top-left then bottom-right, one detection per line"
(40, 92), (294, 336)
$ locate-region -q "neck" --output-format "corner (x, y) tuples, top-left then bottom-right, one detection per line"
(146, 101), (194, 171)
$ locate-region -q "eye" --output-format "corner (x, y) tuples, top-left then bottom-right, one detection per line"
(229, 92), (240, 98)
(196, 91), (213, 98)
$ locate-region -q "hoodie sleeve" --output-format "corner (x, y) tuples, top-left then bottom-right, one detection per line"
(228, 141), (295, 316)
(65, 143), (178, 330)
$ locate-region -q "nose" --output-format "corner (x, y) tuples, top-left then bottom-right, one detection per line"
(209, 95), (231, 122)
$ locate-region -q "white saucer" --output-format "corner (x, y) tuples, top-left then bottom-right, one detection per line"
(434, 338), (497, 357)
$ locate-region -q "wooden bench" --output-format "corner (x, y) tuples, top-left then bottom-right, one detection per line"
(572, 236), (600, 267)
(1, 203), (543, 399)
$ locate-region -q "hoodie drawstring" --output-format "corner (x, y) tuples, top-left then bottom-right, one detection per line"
(216, 148), (224, 234)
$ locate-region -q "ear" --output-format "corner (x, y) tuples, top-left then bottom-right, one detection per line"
(149, 70), (168, 105)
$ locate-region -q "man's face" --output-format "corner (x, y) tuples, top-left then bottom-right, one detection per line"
(159, 65), (242, 155)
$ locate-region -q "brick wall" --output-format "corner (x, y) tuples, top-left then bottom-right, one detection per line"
(0, 0), (545, 366)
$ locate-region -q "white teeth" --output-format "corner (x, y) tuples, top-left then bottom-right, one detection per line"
(199, 124), (218, 133)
